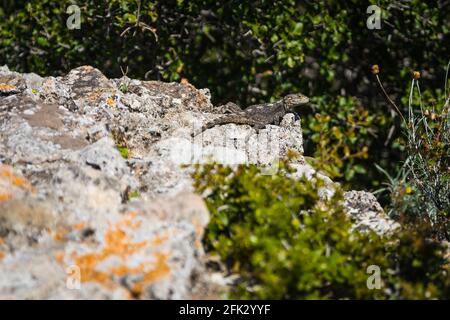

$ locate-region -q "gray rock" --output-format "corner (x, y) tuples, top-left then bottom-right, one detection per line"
(344, 191), (400, 235)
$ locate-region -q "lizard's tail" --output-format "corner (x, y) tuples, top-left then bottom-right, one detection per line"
(191, 115), (260, 137)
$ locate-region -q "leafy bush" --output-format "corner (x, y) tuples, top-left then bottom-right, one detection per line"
(307, 96), (373, 181)
(192, 159), (449, 299)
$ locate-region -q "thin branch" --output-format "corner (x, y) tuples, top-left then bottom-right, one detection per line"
(444, 59), (450, 100)
(375, 74), (407, 124)
(133, 0), (142, 37)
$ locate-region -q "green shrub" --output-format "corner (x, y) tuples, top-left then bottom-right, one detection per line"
(192, 159), (449, 299)
(307, 95), (374, 183)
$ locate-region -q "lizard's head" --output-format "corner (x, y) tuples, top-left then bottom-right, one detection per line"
(282, 93), (309, 111)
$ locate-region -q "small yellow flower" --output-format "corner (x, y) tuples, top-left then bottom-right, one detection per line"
(371, 64), (380, 75)
(413, 71), (421, 79)
(291, 218), (300, 228)
(405, 186), (413, 194)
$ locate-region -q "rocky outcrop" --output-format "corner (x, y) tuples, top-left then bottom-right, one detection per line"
(0, 65), (398, 299)
(344, 191), (399, 235)
(0, 65), (216, 299)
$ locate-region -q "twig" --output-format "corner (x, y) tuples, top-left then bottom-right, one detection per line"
(133, 0), (142, 37)
(374, 74), (407, 124)
(444, 59), (450, 100)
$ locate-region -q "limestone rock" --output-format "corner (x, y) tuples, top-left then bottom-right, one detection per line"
(344, 191), (400, 235)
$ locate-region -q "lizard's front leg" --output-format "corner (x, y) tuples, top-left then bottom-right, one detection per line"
(253, 122), (267, 135)
(273, 115), (283, 126)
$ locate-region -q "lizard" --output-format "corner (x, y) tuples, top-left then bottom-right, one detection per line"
(191, 93), (309, 137)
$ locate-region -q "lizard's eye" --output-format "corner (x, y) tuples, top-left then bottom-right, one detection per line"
(286, 94), (308, 106)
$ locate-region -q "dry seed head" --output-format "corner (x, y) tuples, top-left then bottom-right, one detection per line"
(371, 65), (380, 75)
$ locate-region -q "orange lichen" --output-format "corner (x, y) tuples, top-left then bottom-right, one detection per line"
(54, 251), (65, 264)
(120, 212), (142, 229)
(0, 165), (36, 193)
(73, 223), (86, 231)
(194, 223), (204, 249)
(0, 237), (5, 260)
(65, 213), (171, 297)
(0, 83), (17, 91)
(52, 228), (69, 241)
(106, 96), (115, 107)
(132, 252), (171, 296)
(52, 223), (91, 241)
(151, 234), (169, 245)
(0, 192), (12, 202)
